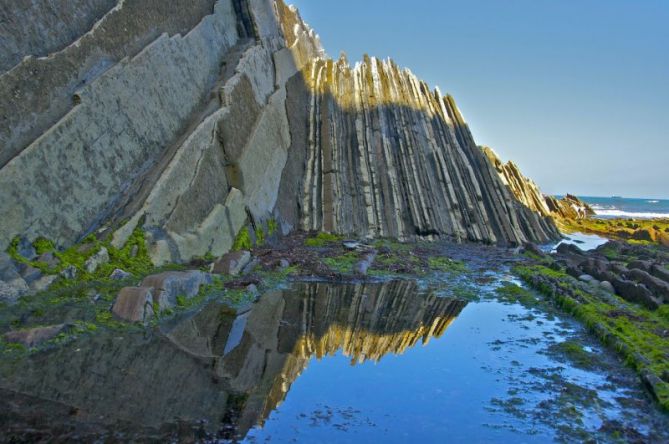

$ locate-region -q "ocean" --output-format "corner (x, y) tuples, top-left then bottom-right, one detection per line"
(558, 196), (669, 219)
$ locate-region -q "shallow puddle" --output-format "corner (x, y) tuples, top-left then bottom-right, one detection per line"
(0, 279), (667, 442)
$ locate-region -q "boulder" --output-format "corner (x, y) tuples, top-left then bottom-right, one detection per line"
(110, 268), (132, 280)
(211, 251), (252, 276)
(523, 242), (545, 258)
(4, 324), (70, 347)
(611, 278), (661, 310)
(30, 275), (59, 292)
(578, 274), (596, 283)
(354, 250), (378, 275)
(17, 263), (42, 285)
(627, 269), (669, 302)
(141, 271), (212, 310)
(36, 252), (60, 269)
(59, 265), (78, 280)
(84, 247), (109, 273)
(112, 287), (155, 323)
(600, 281), (615, 293)
(15, 238), (37, 261)
(0, 253), (29, 303)
(627, 260), (653, 272)
(650, 265), (669, 284)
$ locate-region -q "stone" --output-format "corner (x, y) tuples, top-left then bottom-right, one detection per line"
(110, 268), (132, 280)
(627, 269), (669, 302)
(578, 274), (596, 283)
(36, 252), (60, 269)
(112, 287), (155, 323)
(0, 253), (29, 303)
(241, 258), (260, 275)
(17, 263), (42, 285)
(278, 259), (290, 269)
(600, 281), (615, 293)
(211, 251), (252, 276)
(3, 324), (70, 348)
(30, 275), (59, 292)
(343, 240), (361, 250)
(628, 260), (653, 272)
(15, 238), (37, 261)
(611, 278), (660, 310)
(60, 265), (78, 280)
(85, 247), (109, 273)
(523, 242), (545, 258)
(140, 271), (212, 310)
(354, 250), (378, 275)
(650, 265), (669, 284)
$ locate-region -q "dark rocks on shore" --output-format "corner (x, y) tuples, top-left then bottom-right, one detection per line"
(553, 240), (669, 309)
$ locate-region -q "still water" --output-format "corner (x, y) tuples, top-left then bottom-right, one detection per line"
(1, 280), (667, 442)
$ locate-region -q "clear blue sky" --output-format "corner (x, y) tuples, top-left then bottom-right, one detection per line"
(289, 0), (669, 199)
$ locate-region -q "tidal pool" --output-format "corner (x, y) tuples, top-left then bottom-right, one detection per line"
(1, 279), (667, 442)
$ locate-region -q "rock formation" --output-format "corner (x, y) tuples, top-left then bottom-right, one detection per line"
(0, 0), (560, 266)
(0, 281), (465, 440)
(483, 146), (594, 222)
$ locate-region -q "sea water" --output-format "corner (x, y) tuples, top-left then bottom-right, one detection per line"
(558, 196), (669, 219)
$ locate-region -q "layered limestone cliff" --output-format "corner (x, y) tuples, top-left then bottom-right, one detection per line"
(0, 0), (559, 265)
(483, 146), (594, 222)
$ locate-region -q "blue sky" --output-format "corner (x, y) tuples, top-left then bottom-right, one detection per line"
(289, 0), (669, 199)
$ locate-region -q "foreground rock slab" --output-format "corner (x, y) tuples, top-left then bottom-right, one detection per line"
(112, 287), (155, 323)
(140, 271), (212, 310)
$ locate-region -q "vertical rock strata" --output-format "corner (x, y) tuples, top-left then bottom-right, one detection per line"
(483, 146), (594, 221)
(0, 0), (559, 264)
(282, 56), (559, 244)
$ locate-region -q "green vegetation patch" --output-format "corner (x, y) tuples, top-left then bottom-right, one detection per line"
(304, 232), (343, 247)
(495, 282), (540, 307)
(232, 227), (253, 251)
(549, 340), (601, 370)
(428, 256), (467, 274)
(323, 252), (359, 274)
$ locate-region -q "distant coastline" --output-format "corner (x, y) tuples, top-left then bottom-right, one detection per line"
(555, 195), (669, 219)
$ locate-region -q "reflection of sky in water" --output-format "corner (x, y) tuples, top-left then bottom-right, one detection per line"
(245, 292), (666, 443)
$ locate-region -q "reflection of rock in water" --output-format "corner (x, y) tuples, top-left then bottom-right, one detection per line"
(0, 281), (466, 441)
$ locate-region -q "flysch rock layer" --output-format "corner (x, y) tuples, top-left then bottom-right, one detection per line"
(483, 146), (594, 221)
(0, 0), (559, 265)
(276, 55), (559, 244)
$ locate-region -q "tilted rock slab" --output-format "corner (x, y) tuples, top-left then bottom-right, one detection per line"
(0, 0), (558, 265)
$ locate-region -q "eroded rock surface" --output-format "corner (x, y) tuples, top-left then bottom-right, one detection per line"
(1, 0), (559, 265)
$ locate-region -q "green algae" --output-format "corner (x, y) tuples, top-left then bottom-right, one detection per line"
(323, 252), (359, 273)
(232, 227), (253, 251)
(515, 264), (669, 410)
(305, 232), (343, 247)
(495, 283), (540, 307)
(428, 256), (467, 274)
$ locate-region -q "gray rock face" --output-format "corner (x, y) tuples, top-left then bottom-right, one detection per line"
(211, 250), (251, 276)
(0, 0), (560, 263)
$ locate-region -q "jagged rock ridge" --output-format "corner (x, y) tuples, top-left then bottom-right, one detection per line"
(0, 0), (559, 264)
(277, 56), (558, 244)
(483, 146), (595, 222)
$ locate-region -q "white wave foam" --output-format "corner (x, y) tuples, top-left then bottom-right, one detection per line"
(594, 209), (669, 219)
(647, 200), (660, 204)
